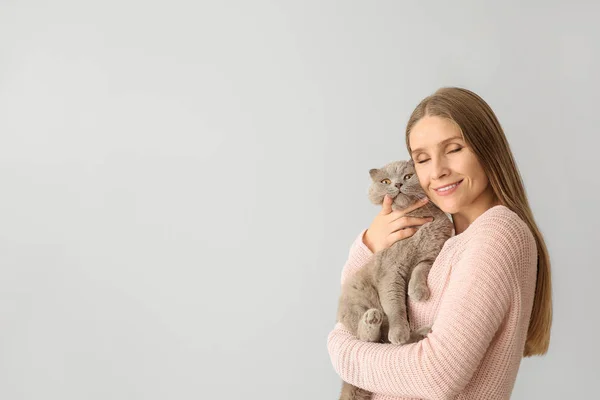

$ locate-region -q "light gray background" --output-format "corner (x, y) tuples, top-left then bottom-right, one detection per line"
(1, 1), (598, 399)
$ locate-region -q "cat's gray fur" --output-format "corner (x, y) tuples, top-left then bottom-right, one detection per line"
(336, 160), (454, 400)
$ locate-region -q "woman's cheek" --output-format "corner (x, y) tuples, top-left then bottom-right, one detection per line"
(417, 174), (429, 195)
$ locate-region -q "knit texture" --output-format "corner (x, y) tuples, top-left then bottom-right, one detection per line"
(328, 205), (538, 400)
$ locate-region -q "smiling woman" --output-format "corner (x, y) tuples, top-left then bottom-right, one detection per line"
(327, 87), (552, 400)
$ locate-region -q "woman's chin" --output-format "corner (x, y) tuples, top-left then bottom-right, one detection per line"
(433, 197), (460, 214)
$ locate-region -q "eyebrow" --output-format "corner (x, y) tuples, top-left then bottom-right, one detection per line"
(410, 136), (464, 155)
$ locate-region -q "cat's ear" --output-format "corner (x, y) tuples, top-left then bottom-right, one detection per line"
(369, 168), (379, 179)
(407, 159), (415, 167)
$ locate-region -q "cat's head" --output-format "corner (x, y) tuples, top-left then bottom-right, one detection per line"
(368, 159), (427, 208)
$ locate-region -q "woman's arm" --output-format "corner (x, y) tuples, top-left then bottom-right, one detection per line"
(328, 216), (536, 399)
(340, 228), (373, 286)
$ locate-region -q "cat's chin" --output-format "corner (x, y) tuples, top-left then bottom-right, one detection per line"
(392, 193), (422, 208)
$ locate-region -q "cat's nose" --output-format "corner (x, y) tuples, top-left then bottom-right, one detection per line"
(395, 183), (403, 189)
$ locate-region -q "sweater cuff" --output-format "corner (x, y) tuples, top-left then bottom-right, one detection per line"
(340, 229), (375, 285)
(352, 228), (374, 265)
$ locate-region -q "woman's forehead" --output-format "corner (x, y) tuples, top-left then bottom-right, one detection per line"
(409, 117), (463, 151)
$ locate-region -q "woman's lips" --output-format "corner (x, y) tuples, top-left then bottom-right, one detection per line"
(433, 179), (463, 196)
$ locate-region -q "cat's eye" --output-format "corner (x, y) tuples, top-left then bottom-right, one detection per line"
(381, 178), (391, 184)
(403, 174), (413, 180)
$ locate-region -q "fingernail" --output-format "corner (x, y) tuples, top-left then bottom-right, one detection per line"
(421, 198), (429, 202)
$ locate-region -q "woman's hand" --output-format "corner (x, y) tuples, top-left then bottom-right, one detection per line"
(363, 195), (433, 253)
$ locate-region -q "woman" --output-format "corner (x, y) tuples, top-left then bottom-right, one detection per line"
(327, 87), (552, 400)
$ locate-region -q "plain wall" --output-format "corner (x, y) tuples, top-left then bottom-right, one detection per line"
(0, 1), (598, 399)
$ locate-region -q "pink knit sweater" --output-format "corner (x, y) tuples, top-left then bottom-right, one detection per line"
(327, 205), (538, 400)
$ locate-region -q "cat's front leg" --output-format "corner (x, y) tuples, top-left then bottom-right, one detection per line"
(408, 260), (433, 301)
(378, 275), (410, 345)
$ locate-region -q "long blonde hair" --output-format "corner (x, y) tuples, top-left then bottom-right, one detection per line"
(405, 87), (552, 356)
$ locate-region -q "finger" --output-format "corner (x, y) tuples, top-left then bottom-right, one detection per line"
(379, 194), (393, 215)
(391, 216), (433, 230)
(388, 227), (418, 244)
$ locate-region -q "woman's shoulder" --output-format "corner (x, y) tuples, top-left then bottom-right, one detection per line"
(449, 205), (529, 243)
(464, 205), (537, 265)
(435, 206), (537, 287)
(472, 205), (533, 241)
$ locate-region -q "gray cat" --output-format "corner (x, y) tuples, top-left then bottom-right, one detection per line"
(336, 159), (454, 400)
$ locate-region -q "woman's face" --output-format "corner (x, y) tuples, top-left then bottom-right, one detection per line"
(409, 115), (496, 216)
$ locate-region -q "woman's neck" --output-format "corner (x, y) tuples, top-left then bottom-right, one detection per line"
(452, 188), (502, 234)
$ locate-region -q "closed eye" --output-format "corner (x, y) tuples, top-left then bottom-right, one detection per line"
(417, 147), (462, 163)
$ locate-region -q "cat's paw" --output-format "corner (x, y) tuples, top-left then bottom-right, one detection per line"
(388, 323), (410, 345)
(358, 309), (384, 342)
(408, 280), (430, 302)
(407, 326), (432, 343)
(414, 325), (432, 336)
(361, 308), (383, 326)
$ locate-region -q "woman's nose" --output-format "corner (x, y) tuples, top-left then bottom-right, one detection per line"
(431, 157), (450, 180)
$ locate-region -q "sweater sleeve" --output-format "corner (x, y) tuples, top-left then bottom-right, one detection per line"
(340, 228), (374, 286)
(327, 217), (533, 399)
